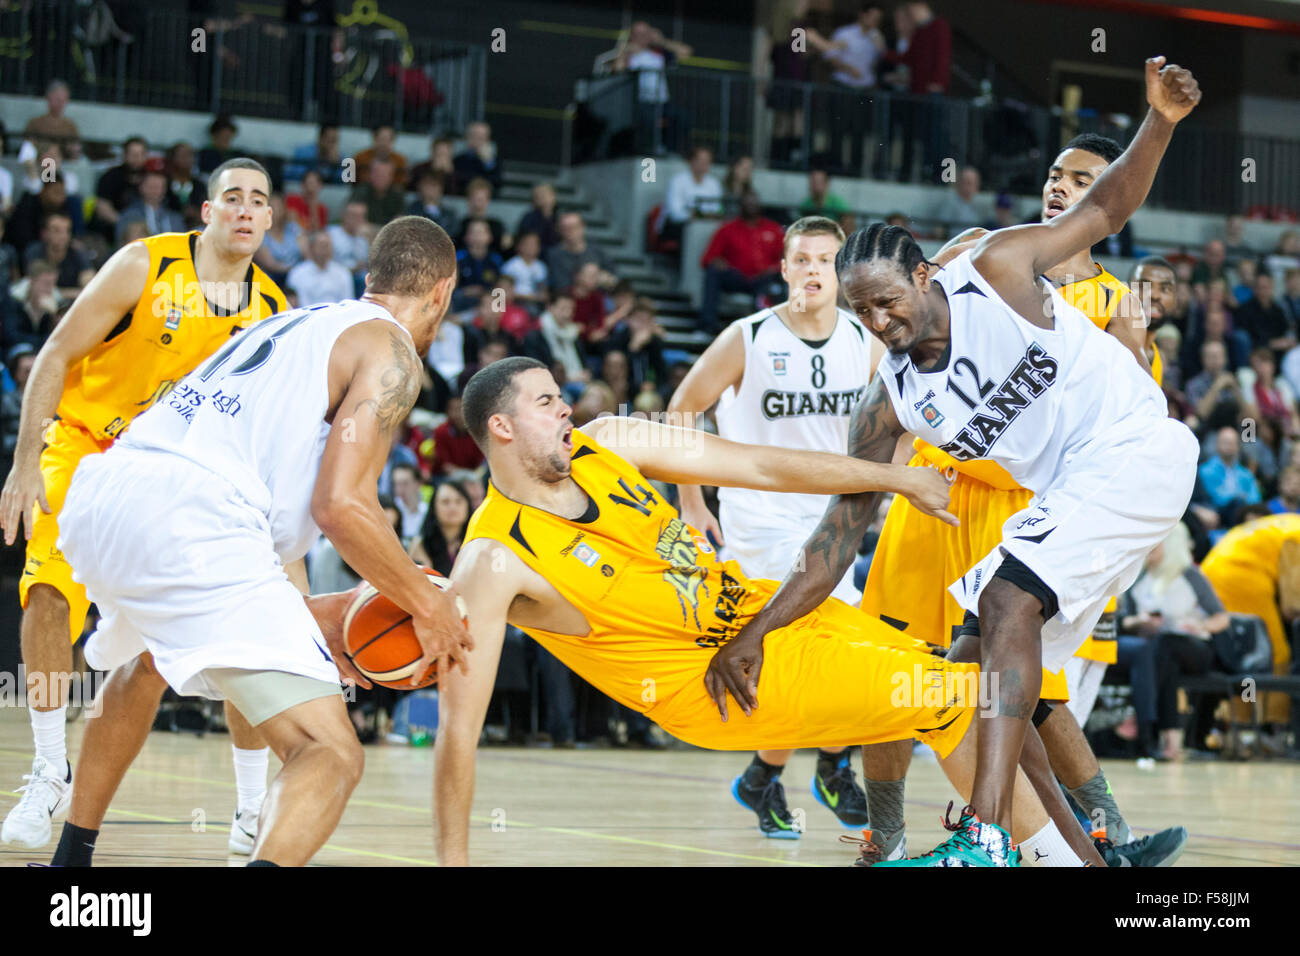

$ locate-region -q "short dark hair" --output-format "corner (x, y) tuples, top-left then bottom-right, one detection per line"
(391, 463), (420, 484)
(206, 157), (271, 199)
(461, 356), (548, 448)
(414, 168), (445, 190)
(123, 135), (146, 151)
(1061, 133), (1123, 165)
(209, 115), (237, 136)
(368, 216), (457, 297)
(372, 123), (395, 136)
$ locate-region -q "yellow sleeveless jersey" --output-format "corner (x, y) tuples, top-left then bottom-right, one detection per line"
(464, 430), (779, 712)
(915, 265), (1153, 483)
(56, 231), (288, 442)
(1203, 514), (1300, 585)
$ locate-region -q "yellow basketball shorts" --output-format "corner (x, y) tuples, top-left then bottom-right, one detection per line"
(19, 420), (112, 643)
(647, 596), (979, 758)
(861, 456), (1079, 700)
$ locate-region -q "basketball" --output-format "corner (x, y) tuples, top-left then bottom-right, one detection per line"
(341, 568), (468, 689)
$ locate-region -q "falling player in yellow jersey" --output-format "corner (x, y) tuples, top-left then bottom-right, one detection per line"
(840, 134), (1185, 866)
(0, 159), (288, 855)
(433, 358), (1107, 867)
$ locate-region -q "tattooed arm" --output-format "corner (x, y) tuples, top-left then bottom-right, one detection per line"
(311, 320), (473, 682)
(703, 375), (908, 718)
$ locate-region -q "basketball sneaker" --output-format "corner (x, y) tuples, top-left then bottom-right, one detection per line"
(872, 803), (1019, 867)
(841, 827), (908, 865)
(228, 796), (264, 855)
(1095, 826), (1188, 867)
(731, 773), (800, 840)
(811, 754), (870, 828)
(2, 756), (72, 848)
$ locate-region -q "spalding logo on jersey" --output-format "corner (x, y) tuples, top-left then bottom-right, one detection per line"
(761, 386), (865, 420)
(937, 343), (1059, 460)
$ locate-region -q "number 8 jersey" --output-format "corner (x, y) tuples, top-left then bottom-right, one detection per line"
(879, 249), (1167, 496)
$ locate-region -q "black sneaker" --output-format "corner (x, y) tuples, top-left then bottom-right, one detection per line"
(812, 754), (870, 828)
(731, 772), (800, 840)
(1095, 826), (1188, 867)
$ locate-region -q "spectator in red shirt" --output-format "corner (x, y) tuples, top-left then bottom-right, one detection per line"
(570, 261), (613, 347)
(698, 190), (785, 333)
(287, 169), (329, 233)
(494, 277), (540, 342)
(898, 2), (951, 94)
(431, 396), (485, 475)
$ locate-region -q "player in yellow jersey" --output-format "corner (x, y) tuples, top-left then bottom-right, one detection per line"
(832, 134), (1186, 866)
(1128, 255), (1178, 386)
(1202, 514), (1300, 739)
(0, 159), (288, 853)
(431, 357), (1107, 867)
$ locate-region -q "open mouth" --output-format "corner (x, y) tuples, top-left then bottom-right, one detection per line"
(1044, 197), (1066, 218)
(804, 282), (822, 295)
(561, 426), (573, 451)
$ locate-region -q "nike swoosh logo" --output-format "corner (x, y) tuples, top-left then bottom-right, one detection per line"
(818, 780), (840, 809)
(768, 810), (793, 830)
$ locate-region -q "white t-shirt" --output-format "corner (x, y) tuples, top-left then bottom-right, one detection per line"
(627, 47), (668, 103)
(502, 256), (548, 297)
(287, 259), (356, 307)
(326, 225), (369, 273)
(827, 23), (884, 88)
(427, 316), (465, 386)
(662, 170), (724, 226)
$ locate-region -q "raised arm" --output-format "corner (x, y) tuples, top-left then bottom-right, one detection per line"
(700, 376), (919, 718)
(665, 323), (745, 544)
(311, 320), (472, 683)
(971, 58), (1199, 322)
(0, 240), (149, 544)
(582, 404), (952, 517)
(434, 537), (517, 866)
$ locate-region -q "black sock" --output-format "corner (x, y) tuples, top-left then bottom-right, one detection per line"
(743, 754), (783, 784)
(246, 859), (280, 867)
(51, 822), (98, 867)
(816, 749), (847, 774)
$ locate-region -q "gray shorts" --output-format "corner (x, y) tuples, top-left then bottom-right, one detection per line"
(204, 668), (342, 727)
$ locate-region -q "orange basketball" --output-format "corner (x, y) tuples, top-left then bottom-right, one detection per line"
(342, 567), (468, 689)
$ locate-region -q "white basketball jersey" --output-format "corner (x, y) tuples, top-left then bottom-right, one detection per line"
(879, 250), (1167, 495)
(716, 307), (872, 524)
(121, 299), (409, 563)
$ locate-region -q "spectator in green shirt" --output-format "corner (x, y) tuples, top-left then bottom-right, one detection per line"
(797, 167), (850, 219)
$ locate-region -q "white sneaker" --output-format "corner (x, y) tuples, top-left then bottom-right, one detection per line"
(2, 756), (72, 848)
(228, 798), (263, 855)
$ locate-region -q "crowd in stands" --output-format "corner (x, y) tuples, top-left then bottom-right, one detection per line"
(3, 60), (1295, 758)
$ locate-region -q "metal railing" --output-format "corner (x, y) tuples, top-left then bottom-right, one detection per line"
(575, 66), (1300, 218)
(0, 1), (486, 135)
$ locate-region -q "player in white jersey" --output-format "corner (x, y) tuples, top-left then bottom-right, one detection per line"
(706, 57), (1202, 866)
(47, 217), (472, 867)
(670, 216), (887, 837)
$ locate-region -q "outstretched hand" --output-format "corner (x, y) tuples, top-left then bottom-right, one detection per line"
(1145, 56), (1200, 124)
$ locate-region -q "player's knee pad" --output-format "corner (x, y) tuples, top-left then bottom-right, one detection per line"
(1032, 699), (1054, 728)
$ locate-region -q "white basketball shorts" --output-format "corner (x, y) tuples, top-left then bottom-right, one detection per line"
(950, 416), (1199, 672)
(58, 446), (341, 701)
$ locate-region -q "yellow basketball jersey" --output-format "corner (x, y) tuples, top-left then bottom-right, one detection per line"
(57, 231), (288, 442)
(464, 430), (778, 712)
(1203, 514), (1300, 585)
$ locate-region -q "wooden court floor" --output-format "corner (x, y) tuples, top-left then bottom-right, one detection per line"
(0, 707), (1295, 866)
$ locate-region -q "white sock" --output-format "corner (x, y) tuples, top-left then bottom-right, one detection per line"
(1020, 820), (1084, 867)
(31, 707), (69, 779)
(232, 746), (269, 810)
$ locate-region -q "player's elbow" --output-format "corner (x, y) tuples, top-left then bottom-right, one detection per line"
(311, 491), (367, 540)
